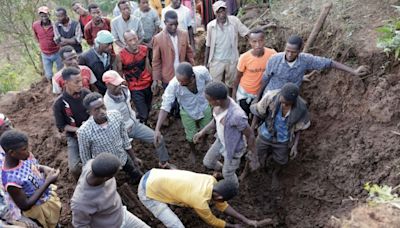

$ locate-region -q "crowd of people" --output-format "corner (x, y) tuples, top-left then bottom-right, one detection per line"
(0, 0), (370, 227)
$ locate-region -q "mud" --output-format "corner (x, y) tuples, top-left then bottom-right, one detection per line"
(1, 1), (400, 227)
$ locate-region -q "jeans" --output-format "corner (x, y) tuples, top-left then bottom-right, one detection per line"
(131, 87), (153, 124)
(138, 177), (185, 228)
(120, 206), (150, 228)
(256, 136), (289, 165)
(128, 122), (169, 162)
(203, 137), (244, 186)
(41, 52), (63, 80)
(122, 157), (143, 184)
(67, 136), (82, 179)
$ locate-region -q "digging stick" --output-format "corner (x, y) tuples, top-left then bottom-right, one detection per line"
(303, 2), (333, 53)
(303, 3), (333, 81)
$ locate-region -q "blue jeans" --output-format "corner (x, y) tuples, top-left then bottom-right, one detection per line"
(41, 52), (63, 80)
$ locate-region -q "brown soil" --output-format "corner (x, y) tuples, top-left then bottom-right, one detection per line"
(1, 0), (400, 227)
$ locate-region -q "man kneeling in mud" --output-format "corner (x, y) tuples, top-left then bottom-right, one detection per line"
(138, 169), (272, 228)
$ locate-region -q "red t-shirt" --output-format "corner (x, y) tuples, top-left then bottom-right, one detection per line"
(120, 45), (152, 91)
(79, 15), (92, 27)
(53, 65), (95, 93)
(84, 18), (111, 46)
(32, 20), (59, 55)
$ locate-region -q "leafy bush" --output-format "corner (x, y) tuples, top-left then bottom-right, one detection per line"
(376, 6), (400, 59)
(0, 64), (20, 94)
(364, 182), (400, 209)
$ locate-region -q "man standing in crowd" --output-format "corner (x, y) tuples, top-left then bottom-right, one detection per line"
(84, 3), (111, 46)
(258, 35), (369, 101)
(154, 62), (212, 163)
(138, 169), (271, 227)
(52, 45), (97, 94)
(232, 29), (277, 115)
(117, 30), (153, 123)
(161, 0), (195, 49)
(71, 153), (150, 228)
(54, 7), (83, 53)
(102, 70), (174, 169)
(133, 0), (161, 46)
(111, 0), (145, 50)
(79, 30), (115, 95)
(53, 67), (90, 180)
(194, 82), (256, 186)
(71, 1), (92, 37)
(152, 10), (194, 91)
(204, 1), (249, 93)
(78, 92), (143, 184)
(250, 83), (310, 190)
(113, 0), (139, 17)
(32, 6), (62, 81)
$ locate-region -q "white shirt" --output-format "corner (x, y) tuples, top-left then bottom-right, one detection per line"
(214, 109), (228, 148)
(169, 34), (180, 72)
(161, 66), (211, 120)
(161, 5), (192, 31)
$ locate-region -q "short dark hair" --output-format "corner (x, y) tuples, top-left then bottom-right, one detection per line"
(287, 35), (303, 50)
(118, 0), (129, 8)
(56, 7), (67, 15)
(62, 67), (80, 81)
(83, 92), (103, 110)
(176, 62), (194, 79)
(59, 45), (75, 60)
(0, 130), (28, 152)
(213, 179), (238, 201)
(205, 81), (228, 100)
(165, 10), (178, 21)
(249, 28), (265, 37)
(88, 3), (99, 12)
(71, 1), (81, 7)
(91, 153), (121, 177)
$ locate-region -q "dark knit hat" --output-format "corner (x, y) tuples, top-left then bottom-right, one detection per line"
(280, 83), (299, 102)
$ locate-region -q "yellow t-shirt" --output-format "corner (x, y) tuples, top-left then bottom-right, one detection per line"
(237, 47), (277, 95)
(146, 169), (229, 228)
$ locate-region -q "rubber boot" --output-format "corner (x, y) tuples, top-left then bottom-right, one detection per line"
(189, 142), (197, 164)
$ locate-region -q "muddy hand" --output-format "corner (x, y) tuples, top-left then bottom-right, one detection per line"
(46, 169), (60, 184)
(154, 130), (162, 147)
(193, 131), (204, 144)
(255, 218), (273, 227)
(355, 65), (370, 76)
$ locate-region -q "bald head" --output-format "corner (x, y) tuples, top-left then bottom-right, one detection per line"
(124, 30), (139, 51)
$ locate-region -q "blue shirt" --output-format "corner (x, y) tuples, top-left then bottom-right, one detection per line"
(259, 105), (289, 143)
(263, 52), (332, 91)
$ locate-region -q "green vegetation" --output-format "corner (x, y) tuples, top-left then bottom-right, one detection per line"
(376, 5), (400, 60)
(364, 182), (400, 209)
(0, 0), (116, 94)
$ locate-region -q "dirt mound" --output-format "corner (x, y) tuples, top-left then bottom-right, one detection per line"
(328, 204), (400, 228)
(1, 0), (400, 227)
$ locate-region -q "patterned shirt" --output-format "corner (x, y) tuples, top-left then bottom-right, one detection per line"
(259, 105), (290, 143)
(263, 52), (333, 91)
(0, 149), (21, 221)
(77, 110), (132, 166)
(161, 66), (211, 120)
(2, 154), (50, 206)
(133, 8), (160, 42)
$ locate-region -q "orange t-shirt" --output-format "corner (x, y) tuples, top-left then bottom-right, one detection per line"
(237, 47), (277, 95)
